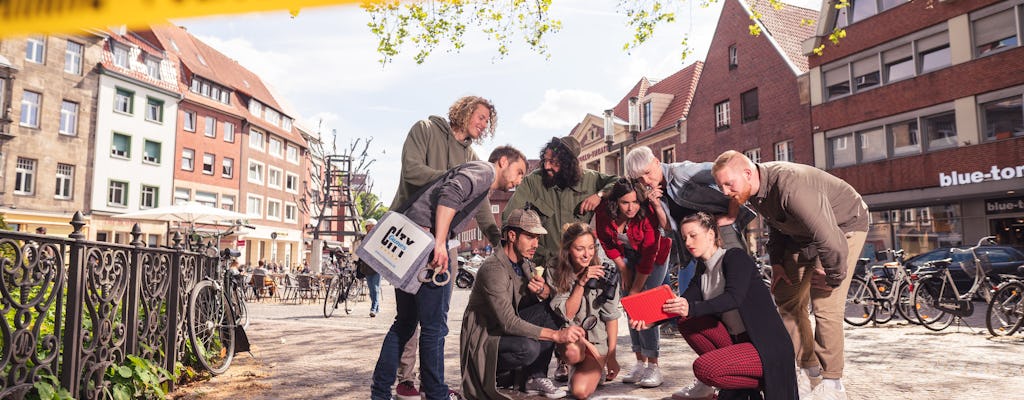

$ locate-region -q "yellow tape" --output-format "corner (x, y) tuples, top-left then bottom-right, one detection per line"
(0, 0), (363, 37)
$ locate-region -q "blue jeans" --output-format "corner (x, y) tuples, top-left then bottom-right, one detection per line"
(371, 273), (453, 400)
(678, 259), (697, 295)
(623, 249), (668, 359)
(366, 273), (381, 313)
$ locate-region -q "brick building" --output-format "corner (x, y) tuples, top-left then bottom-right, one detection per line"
(807, 0), (1024, 253)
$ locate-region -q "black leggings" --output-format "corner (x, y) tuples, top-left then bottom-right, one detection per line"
(495, 298), (562, 378)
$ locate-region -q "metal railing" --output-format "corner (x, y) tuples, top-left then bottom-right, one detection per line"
(0, 212), (219, 399)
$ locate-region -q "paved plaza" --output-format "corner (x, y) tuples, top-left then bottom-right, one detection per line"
(171, 283), (1024, 400)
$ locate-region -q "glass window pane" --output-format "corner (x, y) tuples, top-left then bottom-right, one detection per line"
(880, 0), (906, 11)
(923, 112), (957, 150)
(830, 134), (856, 167)
(982, 96), (1024, 141)
(858, 127), (887, 162)
(919, 45), (950, 72)
(824, 67), (851, 99)
(974, 9), (1018, 56)
(852, 57), (880, 90)
(851, 0), (877, 23)
(889, 120), (920, 156)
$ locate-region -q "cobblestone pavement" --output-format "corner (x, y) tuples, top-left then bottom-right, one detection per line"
(171, 283), (1024, 400)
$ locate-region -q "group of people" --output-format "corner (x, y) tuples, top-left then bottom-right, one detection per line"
(367, 96), (868, 400)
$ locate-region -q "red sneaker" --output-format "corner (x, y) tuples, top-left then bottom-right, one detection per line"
(395, 381), (420, 400)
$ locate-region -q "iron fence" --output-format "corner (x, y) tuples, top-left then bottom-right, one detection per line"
(0, 212), (219, 399)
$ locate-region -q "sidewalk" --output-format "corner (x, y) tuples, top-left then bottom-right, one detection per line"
(171, 285), (1024, 400)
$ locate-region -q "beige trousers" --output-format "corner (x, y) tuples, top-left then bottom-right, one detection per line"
(771, 231), (866, 380)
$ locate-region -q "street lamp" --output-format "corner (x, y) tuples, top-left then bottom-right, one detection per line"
(604, 109), (615, 152)
(604, 97), (642, 173)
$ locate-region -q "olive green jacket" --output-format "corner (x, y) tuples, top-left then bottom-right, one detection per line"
(390, 116), (501, 246)
(502, 169), (618, 267)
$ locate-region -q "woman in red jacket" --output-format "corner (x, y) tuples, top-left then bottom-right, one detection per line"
(594, 178), (672, 388)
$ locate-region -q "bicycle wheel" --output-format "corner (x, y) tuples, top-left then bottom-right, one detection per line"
(912, 276), (953, 331)
(986, 281), (1024, 336)
(872, 278), (896, 324)
(844, 277), (874, 326)
(894, 280), (919, 324)
(323, 277), (340, 318)
(232, 285), (250, 329)
(188, 280), (236, 374)
(341, 275), (357, 314)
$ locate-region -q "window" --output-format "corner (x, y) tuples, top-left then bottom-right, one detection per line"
(661, 147), (675, 164)
(246, 195), (263, 217)
(882, 45), (913, 83)
(224, 122), (235, 142)
(491, 204), (499, 213)
(248, 160), (264, 184)
(829, 134), (855, 167)
(852, 57), (880, 91)
(190, 78), (200, 93)
(202, 153), (215, 175)
(195, 191), (217, 207)
(55, 163), (73, 199)
(728, 45), (738, 68)
(744, 148), (761, 163)
(65, 41), (83, 74)
(204, 116), (216, 137)
(114, 87), (133, 114)
(249, 100), (262, 116)
(889, 120), (920, 156)
(108, 180), (128, 207)
(774, 140), (794, 162)
(982, 96), (1024, 141)
(26, 35), (45, 63)
(222, 157), (234, 178)
(112, 44), (129, 68)
(714, 100), (730, 130)
(285, 172), (299, 192)
(0, 79), (5, 117)
(145, 56), (161, 79)
(221, 195), (235, 211)
(143, 140), (161, 163)
(281, 117), (292, 131)
(851, 0), (876, 23)
(265, 108), (280, 125)
(973, 8), (1018, 57)
(284, 203), (298, 222)
(740, 89), (759, 122)
(181, 148), (195, 171)
(286, 144), (300, 163)
(145, 98), (163, 122)
(249, 129), (265, 150)
(269, 137), (283, 157)
(111, 132), (131, 158)
(147, 234), (161, 247)
(268, 167), (283, 189)
(824, 66), (851, 99)
(174, 187), (190, 205)
(20, 90), (41, 128)
(14, 158), (36, 195)
(59, 100), (78, 135)
(140, 185), (158, 208)
(266, 199), (282, 221)
(183, 110), (196, 132)
(858, 127), (887, 162)
(642, 101), (653, 131)
(917, 33), (950, 73)
(923, 112), (957, 150)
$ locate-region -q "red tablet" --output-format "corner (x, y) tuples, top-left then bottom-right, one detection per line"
(621, 284), (677, 324)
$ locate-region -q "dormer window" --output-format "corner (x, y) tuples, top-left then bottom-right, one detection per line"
(145, 56), (161, 79)
(112, 44), (129, 68)
(729, 45), (738, 69)
(642, 101), (653, 131)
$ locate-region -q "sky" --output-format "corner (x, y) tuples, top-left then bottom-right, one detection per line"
(174, 0), (822, 204)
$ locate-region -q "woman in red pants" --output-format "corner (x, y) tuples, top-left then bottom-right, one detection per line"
(632, 212), (796, 400)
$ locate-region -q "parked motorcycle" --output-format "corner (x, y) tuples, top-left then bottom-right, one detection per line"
(456, 257), (479, 289)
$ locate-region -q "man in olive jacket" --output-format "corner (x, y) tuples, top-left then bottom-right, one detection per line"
(503, 136), (618, 268)
(713, 150), (868, 400)
(461, 209), (584, 400)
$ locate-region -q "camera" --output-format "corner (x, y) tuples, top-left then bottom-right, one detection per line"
(584, 261), (620, 302)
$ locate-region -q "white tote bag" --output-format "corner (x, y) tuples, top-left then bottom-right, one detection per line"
(355, 211), (435, 294)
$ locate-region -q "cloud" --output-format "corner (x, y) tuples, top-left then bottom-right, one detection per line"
(520, 89), (611, 131)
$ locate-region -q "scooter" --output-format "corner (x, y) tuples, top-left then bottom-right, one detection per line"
(456, 258), (479, 289)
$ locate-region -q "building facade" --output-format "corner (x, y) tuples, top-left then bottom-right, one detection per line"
(807, 0), (1024, 253)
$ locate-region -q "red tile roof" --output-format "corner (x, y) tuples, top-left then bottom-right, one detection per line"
(609, 61), (704, 138)
(99, 30), (180, 93)
(747, 0), (819, 73)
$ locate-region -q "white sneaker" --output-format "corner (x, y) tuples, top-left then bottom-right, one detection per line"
(809, 381), (847, 400)
(524, 377), (567, 399)
(622, 361), (646, 384)
(671, 379), (715, 400)
(637, 364), (663, 388)
(797, 368), (814, 399)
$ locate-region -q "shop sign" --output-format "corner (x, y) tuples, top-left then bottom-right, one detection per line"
(940, 164), (1024, 187)
(237, 240), (246, 247)
(986, 197), (1024, 215)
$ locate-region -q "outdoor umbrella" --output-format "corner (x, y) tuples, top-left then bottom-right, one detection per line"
(113, 201), (248, 225)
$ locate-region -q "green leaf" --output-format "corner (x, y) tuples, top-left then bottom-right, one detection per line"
(34, 381), (56, 400)
(117, 365), (133, 378)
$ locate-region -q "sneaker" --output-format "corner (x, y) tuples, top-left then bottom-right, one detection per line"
(637, 364), (663, 388)
(554, 360), (569, 382)
(445, 389), (464, 400)
(796, 368), (813, 399)
(622, 361), (645, 384)
(524, 377), (567, 399)
(671, 379), (715, 400)
(395, 381), (420, 400)
(809, 382), (847, 400)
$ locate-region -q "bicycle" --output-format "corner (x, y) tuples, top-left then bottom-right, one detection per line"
(185, 223), (250, 374)
(844, 250), (919, 326)
(985, 266), (1024, 336)
(911, 236), (1000, 332)
(323, 255), (366, 318)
